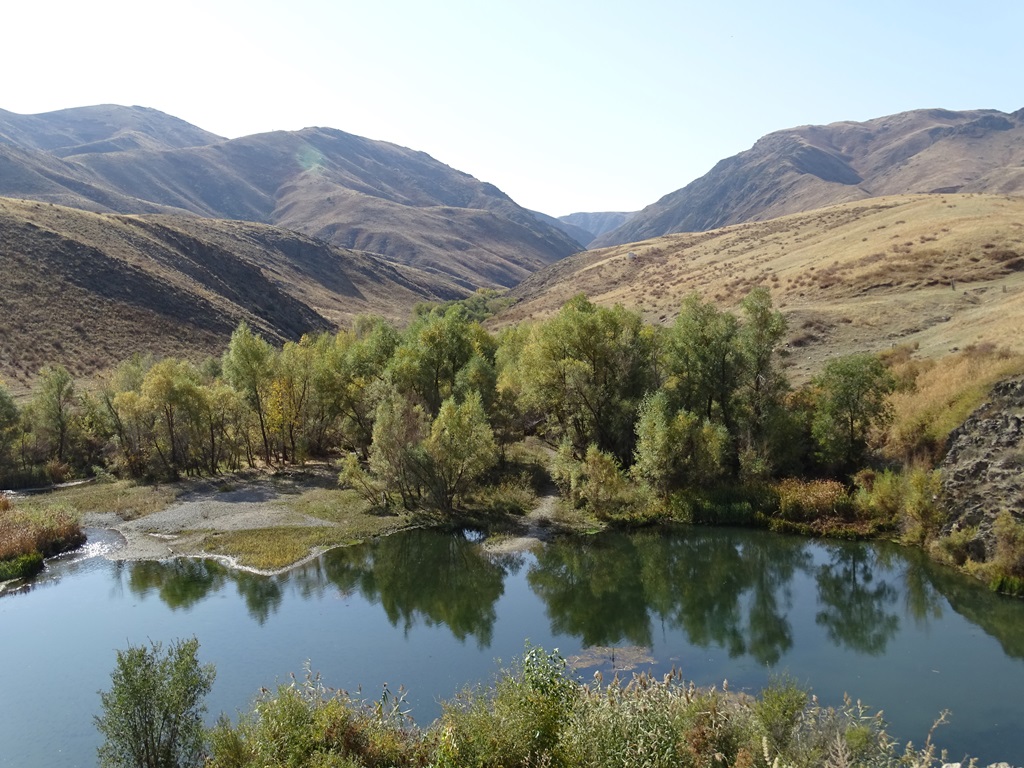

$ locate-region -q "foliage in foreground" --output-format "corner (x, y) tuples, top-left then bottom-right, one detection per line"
(96, 637), (215, 768)
(203, 647), (966, 768)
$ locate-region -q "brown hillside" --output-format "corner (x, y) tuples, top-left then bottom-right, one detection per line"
(501, 194), (1024, 380)
(596, 108), (1024, 247)
(0, 198), (463, 394)
(0, 104), (223, 156)
(0, 110), (582, 289)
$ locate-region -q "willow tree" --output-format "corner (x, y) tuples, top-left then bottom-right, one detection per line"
(33, 364), (77, 462)
(632, 390), (728, 496)
(736, 286), (789, 477)
(422, 391), (497, 511)
(95, 637), (215, 768)
(516, 295), (657, 466)
(812, 353), (895, 473)
(222, 322), (277, 465)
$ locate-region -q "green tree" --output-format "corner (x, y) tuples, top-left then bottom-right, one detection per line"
(0, 380), (19, 477)
(422, 392), (497, 511)
(222, 322), (277, 465)
(95, 637), (215, 768)
(367, 385), (430, 509)
(664, 294), (741, 444)
(632, 390), (728, 496)
(266, 337), (315, 463)
(33, 364), (76, 462)
(388, 306), (477, 415)
(517, 295), (657, 466)
(812, 353), (895, 473)
(736, 287), (789, 476)
(141, 359), (203, 478)
(325, 319), (400, 458)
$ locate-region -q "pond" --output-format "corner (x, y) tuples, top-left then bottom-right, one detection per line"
(2, 525), (1024, 767)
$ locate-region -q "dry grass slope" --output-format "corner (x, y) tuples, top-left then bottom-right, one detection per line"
(0, 198), (465, 394)
(502, 193), (1024, 379)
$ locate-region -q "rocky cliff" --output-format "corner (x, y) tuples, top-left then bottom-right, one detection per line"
(940, 377), (1024, 558)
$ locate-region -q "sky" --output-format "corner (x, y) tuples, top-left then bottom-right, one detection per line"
(4, 0), (1023, 216)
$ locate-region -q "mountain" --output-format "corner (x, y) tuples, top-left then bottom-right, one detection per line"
(529, 210), (594, 248)
(0, 106), (582, 288)
(0, 197), (462, 392)
(558, 211), (634, 245)
(594, 108), (1024, 248)
(0, 104), (223, 155)
(500, 193), (1024, 380)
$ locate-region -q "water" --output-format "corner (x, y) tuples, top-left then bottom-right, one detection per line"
(2, 526), (1024, 767)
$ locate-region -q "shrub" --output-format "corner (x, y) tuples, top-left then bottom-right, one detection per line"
(208, 667), (424, 768)
(931, 525), (979, 567)
(854, 468), (943, 544)
(436, 645), (577, 768)
(773, 479), (853, 522)
(95, 637), (215, 768)
(754, 676), (808, 753)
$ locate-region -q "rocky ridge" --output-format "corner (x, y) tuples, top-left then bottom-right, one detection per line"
(940, 377), (1024, 557)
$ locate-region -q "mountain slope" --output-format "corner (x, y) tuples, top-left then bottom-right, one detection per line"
(0, 104), (223, 156)
(0, 198), (463, 392)
(0, 108), (582, 288)
(502, 193), (1024, 380)
(595, 108), (1024, 247)
(558, 211), (635, 245)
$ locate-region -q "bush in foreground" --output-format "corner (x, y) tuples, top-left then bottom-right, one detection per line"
(96, 637), (215, 768)
(203, 648), (966, 768)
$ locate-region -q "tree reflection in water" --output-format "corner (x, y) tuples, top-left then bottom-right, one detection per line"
(528, 528), (811, 665)
(814, 542), (899, 654)
(126, 559), (283, 625)
(319, 529), (516, 646)
(119, 527), (1024, 669)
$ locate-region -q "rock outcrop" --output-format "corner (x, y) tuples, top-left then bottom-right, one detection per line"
(940, 377), (1024, 557)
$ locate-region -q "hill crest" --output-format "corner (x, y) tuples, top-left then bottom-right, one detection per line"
(595, 108), (1024, 247)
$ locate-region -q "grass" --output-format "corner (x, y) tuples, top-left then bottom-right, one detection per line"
(882, 344), (1024, 465)
(0, 495), (84, 579)
(205, 648), (968, 768)
(17, 478), (179, 521)
(203, 487), (415, 571)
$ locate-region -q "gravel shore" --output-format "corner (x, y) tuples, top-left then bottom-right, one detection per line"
(83, 473), (338, 563)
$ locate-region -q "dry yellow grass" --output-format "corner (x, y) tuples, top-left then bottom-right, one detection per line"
(882, 345), (1024, 464)
(502, 193), (1024, 382)
(0, 501), (82, 561)
(18, 480), (179, 521)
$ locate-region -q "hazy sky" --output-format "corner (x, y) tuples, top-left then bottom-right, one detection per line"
(5, 0), (1022, 215)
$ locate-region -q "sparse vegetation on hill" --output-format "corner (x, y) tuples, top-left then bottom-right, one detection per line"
(503, 194), (1024, 381)
(594, 107), (1024, 247)
(0, 198), (464, 393)
(0, 106), (583, 288)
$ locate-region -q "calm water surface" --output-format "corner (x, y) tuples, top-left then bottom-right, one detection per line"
(2, 526), (1024, 767)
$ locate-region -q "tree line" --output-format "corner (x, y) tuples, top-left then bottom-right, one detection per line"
(0, 288), (896, 510)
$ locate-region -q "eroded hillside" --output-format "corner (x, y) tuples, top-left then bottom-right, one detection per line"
(502, 194), (1024, 380)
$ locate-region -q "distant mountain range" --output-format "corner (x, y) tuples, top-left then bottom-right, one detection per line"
(0, 105), (583, 289)
(3, 102), (1024, 387)
(594, 108), (1024, 247)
